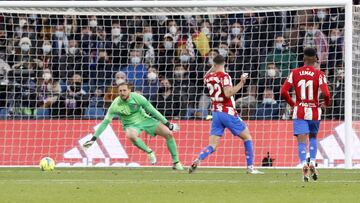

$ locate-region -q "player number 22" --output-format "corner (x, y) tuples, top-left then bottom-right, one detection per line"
(207, 83), (224, 102)
(297, 79), (314, 100)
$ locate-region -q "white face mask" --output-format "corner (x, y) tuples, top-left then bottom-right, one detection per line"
(275, 43), (284, 50)
(55, 31), (64, 39)
(143, 33), (153, 42)
(263, 98), (275, 104)
(68, 47), (78, 55)
(112, 28), (121, 36)
(169, 26), (177, 35)
(19, 19), (27, 28)
(131, 56), (141, 65)
(330, 35), (339, 42)
(179, 55), (190, 63)
(267, 69), (276, 77)
(42, 45), (52, 54)
(174, 70), (185, 77)
(66, 25), (72, 34)
(201, 27), (210, 36)
(317, 11), (326, 19)
(147, 72), (157, 81)
(115, 78), (125, 85)
(208, 58), (214, 65)
(308, 29), (316, 35)
(21, 44), (30, 52)
(89, 20), (98, 28)
(164, 41), (173, 50)
(231, 27), (241, 35)
(218, 48), (228, 57)
(42, 72), (52, 81)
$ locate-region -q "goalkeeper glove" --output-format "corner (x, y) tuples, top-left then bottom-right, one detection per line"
(82, 136), (97, 149)
(165, 122), (180, 132)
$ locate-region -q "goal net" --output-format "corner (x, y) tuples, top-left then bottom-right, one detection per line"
(0, 2), (357, 168)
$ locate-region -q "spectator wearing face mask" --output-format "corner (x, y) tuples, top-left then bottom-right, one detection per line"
(258, 63), (284, 102)
(328, 28), (344, 79)
(33, 40), (56, 72)
(52, 25), (68, 57)
(104, 71), (127, 107)
(151, 78), (180, 119)
(89, 50), (113, 92)
(329, 63), (344, 120)
(172, 64), (196, 118)
(155, 33), (176, 77)
(53, 73), (89, 118)
(138, 67), (160, 100)
(121, 50), (148, 89)
(261, 36), (298, 78)
(11, 37), (35, 70)
(140, 25), (155, 65)
(56, 39), (89, 82)
(36, 69), (60, 114)
(251, 88), (281, 120)
(303, 19), (328, 69)
(200, 21), (212, 40)
(105, 21), (129, 65)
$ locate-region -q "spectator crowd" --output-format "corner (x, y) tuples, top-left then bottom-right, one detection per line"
(0, 8), (346, 120)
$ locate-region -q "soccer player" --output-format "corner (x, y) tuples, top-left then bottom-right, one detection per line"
(189, 55), (263, 174)
(83, 82), (184, 170)
(281, 47), (331, 182)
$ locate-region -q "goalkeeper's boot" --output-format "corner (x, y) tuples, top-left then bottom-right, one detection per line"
(309, 163), (318, 181)
(302, 164), (310, 182)
(246, 166), (264, 175)
(148, 151), (157, 165)
(188, 159), (200, 174)
(172, 162), (184, 171)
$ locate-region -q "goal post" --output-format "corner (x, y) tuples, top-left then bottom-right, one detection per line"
(0, 0), (355, 168)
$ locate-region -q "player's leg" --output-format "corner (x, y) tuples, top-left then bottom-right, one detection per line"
(189, 112), (224, 173)
(125, 127), (156, 164)
(238, 127), (263, 174)
(308, 120), (320, 181)
(224, 114), (263, 174)
(154, 122), (184, 170)
(293, 119), (311, 182)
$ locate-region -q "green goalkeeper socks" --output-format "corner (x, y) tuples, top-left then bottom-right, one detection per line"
(166, 138), (180, 163)
(132, 138), (152, 154)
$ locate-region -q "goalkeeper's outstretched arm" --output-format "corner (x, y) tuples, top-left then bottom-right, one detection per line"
(133, 93), (179, 131)
(83, 100), (116, 148)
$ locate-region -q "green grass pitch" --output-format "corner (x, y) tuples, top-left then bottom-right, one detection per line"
(0, 168), (359, 203)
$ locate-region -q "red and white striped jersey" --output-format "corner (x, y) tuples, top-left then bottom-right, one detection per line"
(281, 65), (331, 120)
(204, 71), (238, 116)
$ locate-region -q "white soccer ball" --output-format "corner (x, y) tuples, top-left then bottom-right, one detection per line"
(39, 157), (55, 171)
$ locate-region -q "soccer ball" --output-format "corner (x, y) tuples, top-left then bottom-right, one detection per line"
(39, 157), (55, 171)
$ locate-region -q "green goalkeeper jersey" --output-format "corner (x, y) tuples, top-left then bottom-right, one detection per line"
(93, 92), (168, 138)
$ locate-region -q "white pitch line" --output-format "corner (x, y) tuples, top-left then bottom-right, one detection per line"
(0, 179), (360, 184)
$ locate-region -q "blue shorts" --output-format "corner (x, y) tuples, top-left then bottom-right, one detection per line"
(210, 112), (247, 136)
(293, 119), (320, 135)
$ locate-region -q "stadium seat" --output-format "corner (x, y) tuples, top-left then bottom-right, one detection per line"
(85, 107), (105, 119)
(0, 108), (8, 119)
(36, 108), (50, 119)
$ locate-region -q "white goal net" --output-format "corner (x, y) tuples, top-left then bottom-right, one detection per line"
(0, 2), (357, 168)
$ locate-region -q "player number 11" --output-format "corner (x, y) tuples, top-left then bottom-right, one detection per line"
(297, 79), (314, 100)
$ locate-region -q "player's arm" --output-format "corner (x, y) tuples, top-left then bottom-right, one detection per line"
(223, 73), (248, 98)
(134, 93), (180, 131)
(319, 73), (331, 107)
(280, 72), (296, 107)
(83, 99), (117, 148)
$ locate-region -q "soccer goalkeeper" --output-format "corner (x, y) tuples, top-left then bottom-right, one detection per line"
(83, 82), (184, 170)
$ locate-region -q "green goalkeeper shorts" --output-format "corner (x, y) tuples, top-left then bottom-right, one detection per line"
(124, 117), (160, 137)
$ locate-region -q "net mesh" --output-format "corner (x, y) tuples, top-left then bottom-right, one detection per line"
(0, 5), (355, 167)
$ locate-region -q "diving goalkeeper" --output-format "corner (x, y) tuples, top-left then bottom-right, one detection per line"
(83, 82), (184, 170)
